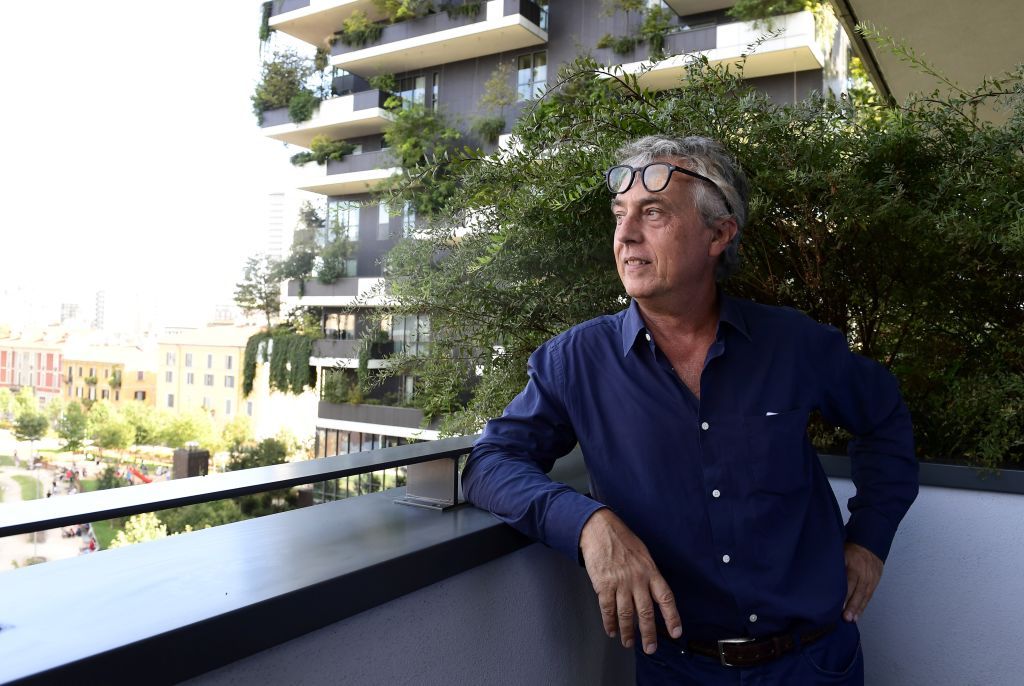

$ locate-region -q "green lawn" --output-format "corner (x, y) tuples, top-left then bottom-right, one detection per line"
(91, 519), (120, 550)
(12, 475), (43, 500)
(80, 479), (99, 492)
(0, 454), (14, 467)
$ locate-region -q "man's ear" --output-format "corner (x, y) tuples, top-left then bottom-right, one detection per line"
(708, 216), (738, 257)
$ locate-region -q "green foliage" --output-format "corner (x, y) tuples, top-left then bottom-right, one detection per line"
(12, 475), (41, 500)
(0, 387), (13, 417)
(373, 0), (433, 21)
(442, 1), (482, 20)
(337, 10), (384, 47)
(314, 47), (330, 72)
(259, 1), (274, 42)
(221, 415), (255, 453)
(57, 401), (88, 452)
(94, 416), (134, 454)
(243, 329), (315, 397)
(369, 73), (397, 93)
(321, 367), (354, 404)
(83, 376), (98, 386)
(97, 465), (123, 491)
(159, 408), (217, 451)
(288, 88), (319, 123)
(380, 104), (465, 218)
(597, 0), (673, 57)
(378, 55), (1024, 467)
(472, 62), (515, 143)
(227, 437), (289, 471)
(596, 34), (640, 55)
(159, 499), (245, 535)
(107, 370), (122, 389)
(289, 135), (357, 166)
(472, 116), (505, 144)
(13, 387), (36, 418)
(109, 512), (167, 548)
(727, 0), (817, 21)
(121, 402), (165, 446)
(14, 411), (48, 443)
(251, 50), (317, 124)
(234, 254), (281, 329)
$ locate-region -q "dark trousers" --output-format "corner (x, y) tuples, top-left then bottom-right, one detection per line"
(635, 621), (864, 685)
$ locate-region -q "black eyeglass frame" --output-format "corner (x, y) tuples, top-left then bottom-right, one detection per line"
(606, 162), (735, 216)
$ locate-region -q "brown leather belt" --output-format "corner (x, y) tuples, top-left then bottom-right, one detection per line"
(668, 623), (836, 667)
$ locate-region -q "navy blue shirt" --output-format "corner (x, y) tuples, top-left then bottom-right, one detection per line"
(463, 295), (918, 640)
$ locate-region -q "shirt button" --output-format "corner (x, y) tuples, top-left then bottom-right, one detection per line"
(644, 333), (651, 342)
(749, 614), (758, 623)
(722, 554), (731, 564)
(712, 489), (721, 498)
(701, 421), (710, 431)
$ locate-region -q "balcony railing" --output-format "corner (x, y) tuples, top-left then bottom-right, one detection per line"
(3, 440), (1023, 685)
(330, 0), (547, 76)
(294, 149), (398, 195)
(260, 88), (393, 148)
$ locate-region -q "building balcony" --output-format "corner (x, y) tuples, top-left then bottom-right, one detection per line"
(663, 0), (732, 15)
(619, 11), (826, 91)
(330, 0), (547, 78)
(283, 277), (391, 307)
(260, 89), (393, 148)
(318, 400), (438, 440)
(310, 338), (394, 365)
(269, 0), (386, 48)
(2, 442), (1021, 684)
(294, 149), (398, 196)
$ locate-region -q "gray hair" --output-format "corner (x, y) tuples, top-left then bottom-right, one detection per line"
(614, 135), (749, 281)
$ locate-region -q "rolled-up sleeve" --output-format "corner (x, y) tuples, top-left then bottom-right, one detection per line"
(462, 341), (604, 561)
(816, 325), (919, 562)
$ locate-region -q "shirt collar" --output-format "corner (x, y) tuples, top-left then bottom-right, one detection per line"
(620, 292), (752, 357)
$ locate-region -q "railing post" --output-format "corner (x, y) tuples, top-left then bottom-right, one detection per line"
(393, 456), (461, 511)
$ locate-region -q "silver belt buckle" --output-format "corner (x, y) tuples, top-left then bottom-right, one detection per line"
(718, 637), (756, 667)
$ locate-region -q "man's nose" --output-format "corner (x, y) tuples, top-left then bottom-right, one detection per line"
(615, 212), (642, 243)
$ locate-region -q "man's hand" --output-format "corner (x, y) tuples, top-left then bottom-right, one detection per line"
(579, 508), (682, 654)
(843, 542), (883, 622)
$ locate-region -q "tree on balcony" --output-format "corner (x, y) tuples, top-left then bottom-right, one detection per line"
(108, 369), (122, 391)
(251, 49), (319, 125)
(472, 62), (517, 145)
(378, 54), (1024, 468)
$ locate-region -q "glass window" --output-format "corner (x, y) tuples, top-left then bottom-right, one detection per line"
(186, 372), (195, 385)
(137, 371), (144, 381)
(207, 354), (213, 369)
(326, 430), (338, 457)
(101, 389), (109, 400)
(247, 401), (253, 416)
(204, 374), (214, 386)
(225, 355), (233, 370)
(165, 352), (175, 366)
(431, 72), (439, 112)
(328, 200), (360, 242)
(224, 375), (235, 388)
(167, 394), (174, 408)
(185, 353), (193, 368)
(225, 399), (232, 415)
(517, 51), (547, 101)
(398, 75), (426, 110)
(165, 371), (173, 383)
(402, 203), (416, 236)
(134, 391), (146, 401)
(391, 314), (430, 355)
(324, 312), (356, 339)
(378, 204), (392, 240)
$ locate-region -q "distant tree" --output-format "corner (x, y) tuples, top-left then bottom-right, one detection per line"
(57, 402), (89, 453)
(45, 396), (65, 425)
(160, 499), (245, 535)
(109, 512), (167, 548)
(234, 254), (282, 329)
(221, 415), (255, 454)
(14, 411), (48, 444)
(121, 402), (165, 446)
(0, 388), (13, 419)
(227, 437), (289, 472)
(86, 400), (116, 440)
(97, 465), (122, 491)
(94, 417), (135, 459)
(160, 408), (218, 451)
(13, 387), (36, 419)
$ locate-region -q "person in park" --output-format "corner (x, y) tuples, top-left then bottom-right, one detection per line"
(462, 135), (918, 684)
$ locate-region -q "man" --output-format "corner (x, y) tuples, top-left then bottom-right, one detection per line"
(462, 135), (918, 684)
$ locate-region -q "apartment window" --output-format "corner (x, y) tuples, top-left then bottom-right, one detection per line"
(391, 315), (430, 355)
(165, 352), (175, 366)
(517, 51), (547, 101)
(89, 367), (95, 377)
(225, 355), (233, 370)
(104, 369), (109, 378)
(397, 75), (426, 110)
(329, 200), (361, 242)
(137, 371), (144, 381)
(402, 203), (416, 236)
(165, 371), (173, 383)
(78, 366), (83, 377)
(114, 391), (120, 402)
(76, 387), (83, 398)
(224, 375), (235, 388)
(538, 0), (548, 30)
(207, 354), (213, 369)
(186, 372), (195, 385)
(377, 204), (392, 240)
(246, 401), (253, 417)
(202, 397), (211, 410)
(134, 391), (146, 401)
(204, 374), (214, 386)
(88, 387), (96, 401)
(324, 312), (356, 340)
(101, 389), (109, 400)
(225, 399), (232, 416)
(167, 394), (174, 408)
(185, 353), (193, 368)
(431, 72), (439, 112)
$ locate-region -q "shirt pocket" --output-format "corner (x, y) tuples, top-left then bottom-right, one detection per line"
(743, 407), (811, 495)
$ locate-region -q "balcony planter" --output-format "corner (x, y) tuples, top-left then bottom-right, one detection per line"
(318, 401), (428, 429)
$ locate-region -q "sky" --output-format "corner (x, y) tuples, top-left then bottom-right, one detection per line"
(0, 1), (303, 329)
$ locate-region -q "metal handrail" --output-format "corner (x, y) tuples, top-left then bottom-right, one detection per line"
(0, 435), (477, 538)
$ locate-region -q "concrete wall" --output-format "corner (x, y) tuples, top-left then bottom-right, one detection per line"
(186, 542), (634, 686)
(829, 478), (1024, 686)
(190, 477), (1024, 686)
